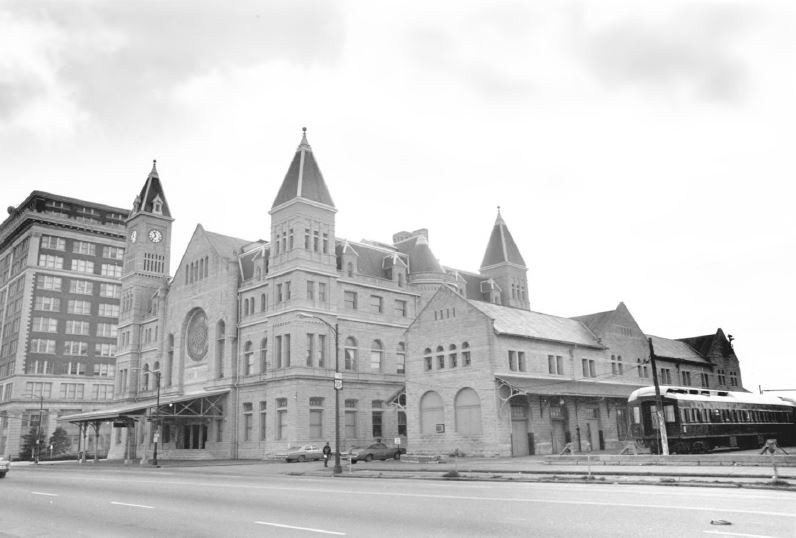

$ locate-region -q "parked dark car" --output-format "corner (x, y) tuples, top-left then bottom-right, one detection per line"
(350, 443), (404, 463)
(0, 455), (9, 478)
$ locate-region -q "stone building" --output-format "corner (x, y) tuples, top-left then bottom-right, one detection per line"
(58, 129), (743, 460)
(0, 192), (127, 458)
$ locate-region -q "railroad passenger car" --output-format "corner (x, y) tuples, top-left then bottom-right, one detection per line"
(628, 386), (796, 454)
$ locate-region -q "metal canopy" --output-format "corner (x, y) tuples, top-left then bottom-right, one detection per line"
(495, 375), (639, 400)
(60, 389), (230, 424)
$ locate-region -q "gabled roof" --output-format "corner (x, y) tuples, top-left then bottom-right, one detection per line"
(271, 128), (335, 209)
(132, 160), (172, 218)
(480, 209), (525, 268)
(469, 300), (603, 348)
(571, 309), (615, 335)
(678, 329), (733, 359)
(203, 228), (252, 258)
(647, 335), (708, 364)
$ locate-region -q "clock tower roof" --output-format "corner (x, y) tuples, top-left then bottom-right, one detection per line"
(132, 160), (172, 218)
(271, 128), (335, 210)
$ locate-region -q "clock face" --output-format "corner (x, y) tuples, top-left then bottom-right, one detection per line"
(130, 230), (137, 243)
(148, 229), (163, 243)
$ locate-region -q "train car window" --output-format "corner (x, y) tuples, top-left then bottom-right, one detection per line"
(632, 407), (640, 424)
(680, 409), (689, 423)
(664, 405), (675, 423)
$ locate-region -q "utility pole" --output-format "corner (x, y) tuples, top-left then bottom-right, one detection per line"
(647, 338), (669, 455)
(152, 371), (161, 467)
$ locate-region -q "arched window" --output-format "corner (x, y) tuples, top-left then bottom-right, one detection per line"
(204, 256), (209, 278)
(423, 347), (433, 371)
(142, 363), (150, 391)
(370, 340), (383, 371)
(260, 293), (266, 312)
(243, 298), (249, 316)
(420, 391), (444, 434)
(449, 344), (457, 368)
(344, 337), (358, 371)
(216, 320), (226, 379)
(436, 345), (445, 369)
(462, 342), (471, 367)
(260, 337), (268, 373)
(455, 388), (482, 434)
(244, 341), (253, 376)
(396, 342), (406, 374)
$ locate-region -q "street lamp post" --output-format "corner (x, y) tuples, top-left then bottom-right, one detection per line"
(152, 371), (161, 467)
(34, 394), (44, 464)
(298, 313), (342, 475)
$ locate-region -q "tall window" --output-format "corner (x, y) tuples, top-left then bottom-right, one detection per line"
(370, 295), (383, 314)
(344, 291), (357, 310)
(276, 335), (282, 368)
(309, 397), (324, 439)
(306, 334), (315, 367)
(318, 282), (327, 303)
(345, 399), (358, 440)
(243, 403), (253, 441)
(424, 348), (433, 371)
(611, 355), (623, 375)
(216, 320), (225, 379)
(508, 350), (516, 371)
(344, 337), (358, 370)
(396, 342), (406, 374)
(462, 342), (471, 367)
(260, 338), (268, 373)
(371, 400), (383, 438)
(637, 358), (649, 378)
(448, 345), (457, 368)
(420, 391), (444, 435)
(243, 341), (254, 376)
(582, 358), (596, 378)
(276, 398), (288, 440)
(436, 346), (445, 369)
(394, 299), (407, 317)
(307, 280), (315, 301)
(259, 401), (267, 441)
(548, 355), (564, 375)
(370, 340), (383, 370)
(317, 334), (326, 368)
(681, 370), (691, 386)
(455, 388), (482, 434)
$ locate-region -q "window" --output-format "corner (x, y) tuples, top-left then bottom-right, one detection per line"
(317, 334), (326, 368)
(98, 303), (119, 317)
(424, 348), (433, 371)
(370, 295), (383, 314)
(306, 334), (314, 367)
(508, 350), (516, 371)
(276, 398), (287, 440)
(34, 296), (60, 312)
(455, 388), (482, 434)
(318, 282), (327, 303)
(548, 355), (564, 375)
(37, 275), (62, 291)
(518, 351), (526, 372)
(30, 338), (56, 354)
(660, 368), (672, 385)
(40, 235), (65, 250)
(103, 246), (124, 260)
(275, 335), (282, 368)
(101, 264), (122, 278)
(243, 403), (253, 441)
(63, 341), (88, 356)
(448, 344), (457, 368)
(32, 317), (58, 333)
(310, 398), (324, 439)
(344, 291), (357, 310)
(729, 371), (738, 387)
(70, 259), (94, 274)
(372, 403), (383, 439)
(681, 371), (692, 386)
(611, 355), (623, 375)
(65, 320), (90, 335)
(394, 299), (407, 317)
(94, 363), (114, 376)
(370, 340), (383, 370)
(700, 372), (710, 388)
(38, 254), (64, 269)
(322, 233), (329, 254)
(244, 341), (254, 375)
(344, 337), (358, 370)
(69, 280), (93, 294)
(260, 338), (268, 373)
(396, 342), (406, 374)
(60, 383), (85, 399)
(436, 346), (445, 369)
(345, 399), (358, 439)
(307, 280), (315, 300)
(717, 369), (726, 385)
(277, 284), (283, 303)
(94, 344), (116, 357)
(285, 281), (291, 300)
(398, 411), (407, 436)
(420, 391), (444, 434)
(259, 401), (267, 441)
(637, 358), (649, 378)
(462, 342), (471, 367)
(96, 323), (117, 338)
(92, 385), (113, 400)
(73, 241), (96, 256)
(582, 358), (596, 378)
(67, 362), (84, 375)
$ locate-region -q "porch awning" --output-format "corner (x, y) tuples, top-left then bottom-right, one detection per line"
(496, 375), (642, 400)
(59, 389), (230, 423)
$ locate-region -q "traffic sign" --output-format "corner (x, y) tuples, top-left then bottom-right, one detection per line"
(334, 379), (343, 390)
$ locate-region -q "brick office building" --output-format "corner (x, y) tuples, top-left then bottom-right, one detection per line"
(60, 129), (744, 460)
(0, 193), (127, 458)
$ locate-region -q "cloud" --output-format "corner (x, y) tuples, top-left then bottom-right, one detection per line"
(576, 4), (753, 103)
(0, 0), (345, 136)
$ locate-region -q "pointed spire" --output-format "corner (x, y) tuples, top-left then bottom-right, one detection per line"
(271, 127), (335, 209)
(132, 159), (171, 217)
(480, 208), (526, 269)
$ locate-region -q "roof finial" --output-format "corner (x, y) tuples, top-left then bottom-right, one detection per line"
(495, 205), (505, 225)
(298, 127), (311, 152)
(149, 159), (158, 178)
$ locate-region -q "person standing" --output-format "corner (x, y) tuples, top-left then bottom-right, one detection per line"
(322, 442), (332, 467)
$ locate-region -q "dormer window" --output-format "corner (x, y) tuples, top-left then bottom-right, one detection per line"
(152, 195), (163, 215)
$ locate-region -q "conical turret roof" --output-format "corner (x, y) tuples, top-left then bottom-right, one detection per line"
(480, 208), (525, 268)
(271, 128), (335, 209)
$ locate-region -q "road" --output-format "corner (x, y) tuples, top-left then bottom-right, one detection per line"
(1, 464), (794, 537)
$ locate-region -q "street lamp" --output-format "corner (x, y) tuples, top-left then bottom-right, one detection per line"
(298, 313), (342, 475)
(30, 394), (44, 464)
(137, 366), (162, 466)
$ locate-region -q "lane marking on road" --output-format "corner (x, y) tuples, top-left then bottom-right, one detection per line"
(254, 521), (345, 535)
(31, 491), (58, 497)
(702, 531), (777, 538)
(110, 501), (154, 509)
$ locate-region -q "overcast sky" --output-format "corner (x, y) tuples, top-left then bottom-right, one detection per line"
(2, 1), (794, 393)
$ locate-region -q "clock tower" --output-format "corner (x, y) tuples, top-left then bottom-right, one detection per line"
(117, 160), (173, 397)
